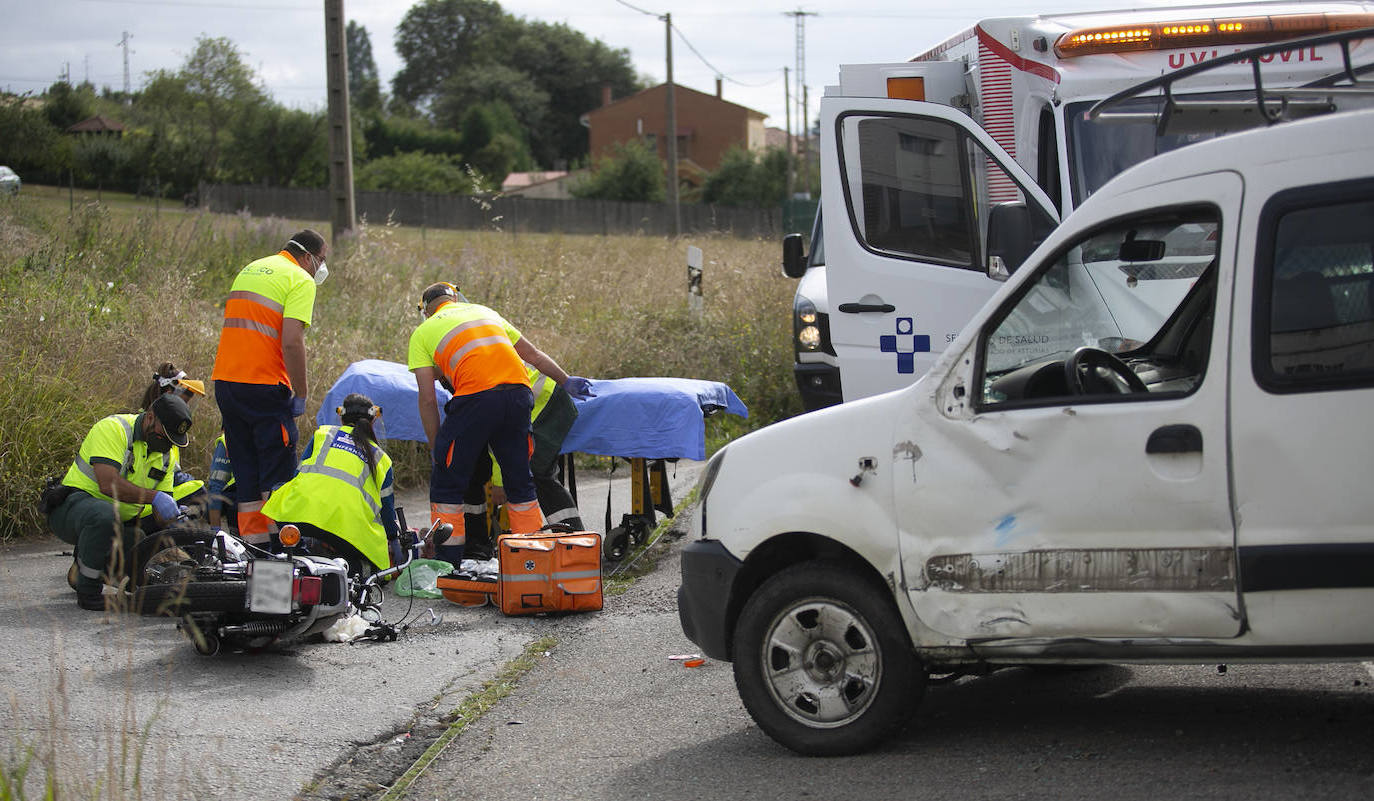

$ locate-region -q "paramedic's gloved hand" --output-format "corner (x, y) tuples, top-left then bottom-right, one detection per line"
(151, 491), (179, 522)
(290, 395), (307, 417)
(565, 376), (595, 400)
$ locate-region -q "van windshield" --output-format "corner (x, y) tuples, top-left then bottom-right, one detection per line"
(1065, 95), (1240, 205)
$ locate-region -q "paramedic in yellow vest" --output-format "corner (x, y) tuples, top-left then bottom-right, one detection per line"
(211, 229), (327, 547)
(262, 393), (399, 575)
(462, 363), (584, 561)
(136, 361), (209, 528)
(46, 395), (194, 610)
(409, 282), (593, 563)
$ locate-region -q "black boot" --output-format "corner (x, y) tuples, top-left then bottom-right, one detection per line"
(76, 591), (106, 611)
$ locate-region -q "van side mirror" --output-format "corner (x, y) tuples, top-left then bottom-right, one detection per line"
(987, 203), (1033, 281)
(782, 233), (807, 279)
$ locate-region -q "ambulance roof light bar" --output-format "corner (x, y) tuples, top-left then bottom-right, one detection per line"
(1056, 11), (1374, 58)
(1088, 26), (1374, 135)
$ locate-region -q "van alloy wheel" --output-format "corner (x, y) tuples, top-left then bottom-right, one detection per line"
(733, 561), (925, 756)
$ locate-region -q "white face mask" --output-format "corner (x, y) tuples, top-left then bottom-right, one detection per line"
(313, 261), (328, 285)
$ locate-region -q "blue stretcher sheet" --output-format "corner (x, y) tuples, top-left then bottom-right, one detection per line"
(318, 361), (748, 462)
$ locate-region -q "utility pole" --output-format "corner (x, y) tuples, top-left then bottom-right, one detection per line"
(118, 31), (133, 98)
(663, 12), (681, 237)
(784, 66), (793, 206)
(324, 0), (356, 239)
(784, 9), (817, 198)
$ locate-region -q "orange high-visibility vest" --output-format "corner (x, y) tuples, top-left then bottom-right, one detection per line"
(406, 301), (529, 396)
(211, 252), (316, 387)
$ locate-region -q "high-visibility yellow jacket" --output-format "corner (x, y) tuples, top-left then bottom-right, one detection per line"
(262, 424), (393, 569)
(61, 413), (177, 522)
(406, 300), (528, 396)
(211, 251), (316, 388)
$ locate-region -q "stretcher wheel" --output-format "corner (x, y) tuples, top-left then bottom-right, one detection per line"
(604, 529), (630, 562)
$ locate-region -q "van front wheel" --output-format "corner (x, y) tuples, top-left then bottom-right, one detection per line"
(733, 562), (925, 756)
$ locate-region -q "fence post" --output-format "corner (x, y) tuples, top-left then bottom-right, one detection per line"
(686, 244), (703, 318)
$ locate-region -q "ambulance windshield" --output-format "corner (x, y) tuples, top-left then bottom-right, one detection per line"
(1065, 94), (1241, 206)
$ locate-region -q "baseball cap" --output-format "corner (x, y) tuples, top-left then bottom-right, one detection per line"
(150, 394), (193, 447)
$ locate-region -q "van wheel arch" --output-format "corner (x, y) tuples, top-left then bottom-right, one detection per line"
(726, 533), (892, 661)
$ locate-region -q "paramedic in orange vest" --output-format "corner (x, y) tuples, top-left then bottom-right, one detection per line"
(211, 229), (328, 546)
(409, 282), (593, 563)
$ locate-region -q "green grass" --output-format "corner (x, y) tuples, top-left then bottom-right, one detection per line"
(0, 186), (801, 543)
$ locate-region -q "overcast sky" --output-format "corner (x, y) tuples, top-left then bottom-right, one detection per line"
(3, 0), (1197, 131)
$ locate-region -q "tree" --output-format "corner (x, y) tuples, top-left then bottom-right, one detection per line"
(227, 105), (328, 187)
(354, 151), (475, 193)
(458, 100), (532, 184)
(0, 97), (71, 179)
(44, 81), (97, 131)
(432, 63), (547, 138)
(347, 21), (383, 117)
(570, 139), (664, 202)
(701, 146), (791, 207)
(505, 21), (639, 168)
(178, 36), (266, 182)
(392, 0), (512, 110)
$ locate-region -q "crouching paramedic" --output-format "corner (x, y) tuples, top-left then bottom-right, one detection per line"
(261, 393), (399, 575)
(408, 282), (593, 562)
(46, 395), (194, 610)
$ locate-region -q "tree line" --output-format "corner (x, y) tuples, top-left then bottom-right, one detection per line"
(0, 0), (799, 207)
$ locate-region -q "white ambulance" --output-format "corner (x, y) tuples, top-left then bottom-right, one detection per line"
(684, 27), (1374, 756)
(789, 2), (1374, 410)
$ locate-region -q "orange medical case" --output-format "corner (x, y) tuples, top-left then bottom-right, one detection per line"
(496, 530), (603, 615)
(436, 570), (497, 607)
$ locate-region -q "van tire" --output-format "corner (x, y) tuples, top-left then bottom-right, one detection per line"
(732, 561), (925, 756)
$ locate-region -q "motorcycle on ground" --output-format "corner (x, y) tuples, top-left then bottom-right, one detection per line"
(131, 511), (451, 656)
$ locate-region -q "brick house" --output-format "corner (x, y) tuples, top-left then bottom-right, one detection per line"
(582, 82), (768, 180)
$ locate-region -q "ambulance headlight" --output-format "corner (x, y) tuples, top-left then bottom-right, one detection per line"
(794, 297), (821, 352)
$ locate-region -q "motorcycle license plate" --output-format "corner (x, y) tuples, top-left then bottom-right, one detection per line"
(248, 559), (294, 614)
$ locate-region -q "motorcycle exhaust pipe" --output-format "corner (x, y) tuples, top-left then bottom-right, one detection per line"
(221, 620), (290, 637)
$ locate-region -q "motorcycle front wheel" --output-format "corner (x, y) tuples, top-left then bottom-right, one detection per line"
(131, 525), (228, 588)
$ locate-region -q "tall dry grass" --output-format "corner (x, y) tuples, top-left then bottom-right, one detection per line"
(0, 191), (801, 542)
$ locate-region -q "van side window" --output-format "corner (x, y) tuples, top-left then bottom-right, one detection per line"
(840, 114), (1049, 272)
(978, 207), (1219, 408)
(1256, 188), (1374, 391)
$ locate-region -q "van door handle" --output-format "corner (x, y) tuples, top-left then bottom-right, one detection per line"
(1146, 424), (1202, 454)
(837, 302), (896, 314)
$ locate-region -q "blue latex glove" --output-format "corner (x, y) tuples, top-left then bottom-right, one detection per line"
(151, 491), (179, 521)
(564, 376), (595, 400)
(290, 395), (307, 417)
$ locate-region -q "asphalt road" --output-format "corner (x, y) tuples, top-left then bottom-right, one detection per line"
(402, 504), (1374, 801)
(6, 468), (1374, 800)
(0, 458), (703, 800)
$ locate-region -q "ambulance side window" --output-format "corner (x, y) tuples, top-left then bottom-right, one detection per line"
(1255, 181), (1374, 392)
(840, 113), (1047, 272)
(1036, 105), (1062, 213)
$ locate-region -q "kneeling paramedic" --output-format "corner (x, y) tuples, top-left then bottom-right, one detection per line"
(45, 395), (194, 610)
(261, 393), (399, 575)
(408, 282), (593, 563)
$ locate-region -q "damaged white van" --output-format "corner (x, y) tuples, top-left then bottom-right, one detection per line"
(678, 31), (1374, 756)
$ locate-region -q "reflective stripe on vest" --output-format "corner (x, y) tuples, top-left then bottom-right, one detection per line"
(295, 428), (382, 518)
(64, 414), (171, 521)
(262, 425), (392, 569)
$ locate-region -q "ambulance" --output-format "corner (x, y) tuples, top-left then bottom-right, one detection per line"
(788, 2), (1374, 410)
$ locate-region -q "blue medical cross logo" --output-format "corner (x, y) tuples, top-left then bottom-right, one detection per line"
(879, 317), (931, 374)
